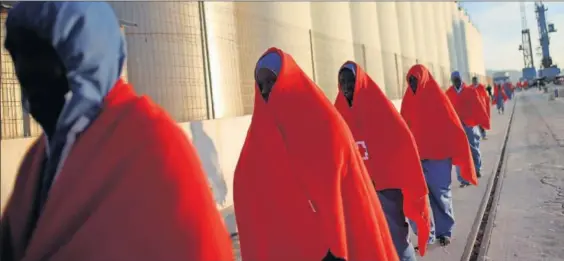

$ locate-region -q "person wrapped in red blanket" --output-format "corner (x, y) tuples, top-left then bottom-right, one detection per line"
(1, 2), (233, 261)
(401, 65), (478, 248)
(233, 48), (398, 261)
(492, 83), (508, 114)
(446, 71), (489, 187)
(470, 76), (491, 140)
(334, 61), (430, 260)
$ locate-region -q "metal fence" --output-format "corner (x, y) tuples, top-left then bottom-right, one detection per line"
(0, 3), (487, 139)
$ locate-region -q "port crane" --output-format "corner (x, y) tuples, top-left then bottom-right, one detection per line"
(520, 1), (560, 84)
(518, 2), (535, 83)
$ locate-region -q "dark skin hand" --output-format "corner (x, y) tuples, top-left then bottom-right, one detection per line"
(408, 75), (418, 94)
(338, 68), (355, 107)
(5, 27), (69, 138)
(256, 68), (277, 102)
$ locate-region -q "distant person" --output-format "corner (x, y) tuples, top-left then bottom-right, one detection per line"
(0, 2), (233, 261)
(503, 81), (514, 100)
(471, 76), (491, 140)
(233, 48), (398, 261)
(486, 84), (493, 98)
(401, 65), (478, 247)
(334, 61), (430, 260)
(446, 71), (490, 187)
(492, 84), (508, 114)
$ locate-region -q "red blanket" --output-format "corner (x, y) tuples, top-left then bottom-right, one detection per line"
(446, 84), (490, 130)
(1, 80), (233, 261)
(234, 48), (398, 261)
(401, 65), (478, 186)
(334, 61), (431, 255)
(473, 83), (491, 126)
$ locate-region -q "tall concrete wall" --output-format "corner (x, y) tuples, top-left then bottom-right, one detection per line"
(376, 2), (403, 99)
(396, 2), (417, 89)
(435, 1), (451, 85)
(310, 2), (355, 101)
(110, 2), (209, 121)
(411, 2), (429, 66)
(444, 2), (458, 72)
(460, 13), (472, 82)
(234, 2), (313, 114)
(453, 5), (467, 80)
(421, 2), (440, 78)
(203, 2), (244, 119)
(349, 2), (386, 91)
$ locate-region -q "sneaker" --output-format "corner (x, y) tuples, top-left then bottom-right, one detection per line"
(477, 171), (482, 178)
(459, 183), (470, 188)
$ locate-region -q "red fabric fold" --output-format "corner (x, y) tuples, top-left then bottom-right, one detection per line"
(1, 80), (233, 261)
(446, 84), (491, 130)
(473, 83), (491, 127)
(234, 48), (398, 261)
(492, 85), (508, 105)
(334, 62), (431, 255)
(401, 65), (478, 186)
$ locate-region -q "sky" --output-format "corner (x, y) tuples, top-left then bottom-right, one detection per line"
(462, 1), (564, 71)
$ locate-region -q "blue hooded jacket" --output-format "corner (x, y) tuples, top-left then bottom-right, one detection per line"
(5, 1), (126, 203)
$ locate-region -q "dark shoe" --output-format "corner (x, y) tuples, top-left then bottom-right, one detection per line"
(459, 183), (470, 188)
(477, 171), (482, 178)
(438, 236), (451, 246)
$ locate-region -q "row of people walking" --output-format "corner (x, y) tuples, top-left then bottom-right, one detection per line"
(233, 47), (492, 261)
(0, 2), (497, 261)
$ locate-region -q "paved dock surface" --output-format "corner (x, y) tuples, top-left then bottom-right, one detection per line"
(417, 96), (515, 261)
(485, 90), (564, 261)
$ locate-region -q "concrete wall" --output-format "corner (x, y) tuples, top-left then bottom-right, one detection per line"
(109, 2), (209, 122)
(203, 2), (245, 119)
(349, 2), (386, 91)
(310, 2), (355, 101)
(376, 2), (403, 100)
(444, 2), (458, 72)
(0, 99), (404, 232)
(234, 2), (313, 114)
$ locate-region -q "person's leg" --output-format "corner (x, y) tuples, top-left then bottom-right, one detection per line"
(421, 159), (455, 245)
(470, 126), (482, 178)
(378, 189), (418, 261)
(409, 161), (436, 244)
(479, 126), (487, 140)
(457, 125), (480, 185)
(463, 125), (482, 177)
(455, 165), (470, 187)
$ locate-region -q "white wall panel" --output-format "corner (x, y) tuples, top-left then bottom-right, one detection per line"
(376, 2), (404, 99)
(349, 2), (386, 92)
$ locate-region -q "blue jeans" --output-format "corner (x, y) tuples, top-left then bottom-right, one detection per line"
(410, 159), (455, 241)
(456, 125), (481, 185)
(378, 189), (417, 261)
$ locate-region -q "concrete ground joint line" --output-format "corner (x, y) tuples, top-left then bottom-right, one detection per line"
(461, 96), (518, 261)
(475, 111), (514, 261)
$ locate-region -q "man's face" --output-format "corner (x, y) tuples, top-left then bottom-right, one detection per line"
(256, 68), (277, 102)
(338, 69), (355, 103)
(5, 28), (69, 125)
(472, 77), (478, 86)
(451, 76), (462, 87)
(408, 75), (418, 94)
